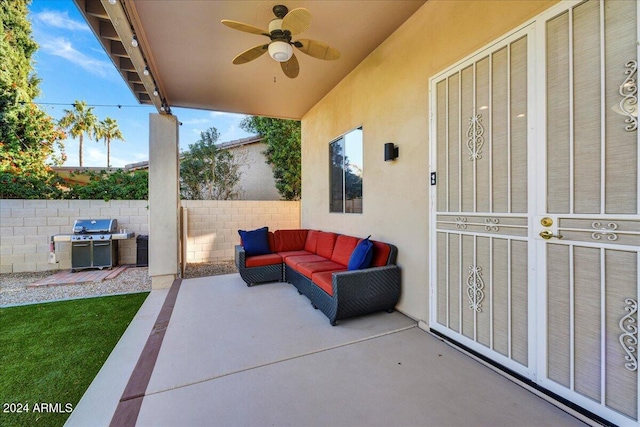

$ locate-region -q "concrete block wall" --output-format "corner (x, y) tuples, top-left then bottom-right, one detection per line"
(182, 200), (300, 262)
(0, 199), (300, 273)
(0, 200), (149, 273)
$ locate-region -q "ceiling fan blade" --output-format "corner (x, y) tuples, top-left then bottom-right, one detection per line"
(281, 8), (311, 35)
(221, 19), (269, 36)
(232, 44), (268, 65)
(295, 39), (340, 60)
(281, 53), (299, 79)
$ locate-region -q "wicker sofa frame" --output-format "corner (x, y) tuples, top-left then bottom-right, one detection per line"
(234, 230), (401, 325)
(284, 245), (399, 325)
(235, 245), (283, 284)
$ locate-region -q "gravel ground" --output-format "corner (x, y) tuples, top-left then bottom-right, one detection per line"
(0, 260), (238, 307)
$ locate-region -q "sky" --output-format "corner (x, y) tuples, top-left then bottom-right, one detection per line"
(29, 0), (254, 168)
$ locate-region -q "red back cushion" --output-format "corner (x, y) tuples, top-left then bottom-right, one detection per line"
(370, 241), (392, 267)
(330, 235), (359, 266)
(268, 232), (276, 252)
(316, 232), (338, 259)
(274, 229), (309, 252)
(304, 230), (320, 253)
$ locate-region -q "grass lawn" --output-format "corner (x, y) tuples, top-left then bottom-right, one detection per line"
(0, 292), (149, 427)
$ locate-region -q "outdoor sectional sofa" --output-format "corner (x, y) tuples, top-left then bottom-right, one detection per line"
(235, 229), (401, 326)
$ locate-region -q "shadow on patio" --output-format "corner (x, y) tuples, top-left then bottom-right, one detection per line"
(65, 273), (588, 427)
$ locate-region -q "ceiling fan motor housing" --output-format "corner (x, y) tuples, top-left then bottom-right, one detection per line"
(269, 18), (284, 34)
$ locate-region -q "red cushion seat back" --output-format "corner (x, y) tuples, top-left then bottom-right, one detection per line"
(370, 241), (392, 267)
(274, 229), (309, 252)
(330, 235), (359, 266)
(268, 232), (276, 252)
(304, 230), (320, 253)
(316, 232), (338, 259)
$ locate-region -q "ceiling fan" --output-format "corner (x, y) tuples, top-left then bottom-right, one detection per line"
(221, 4), (340, 79)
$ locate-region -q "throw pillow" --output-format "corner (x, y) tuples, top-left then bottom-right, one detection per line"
(348, 236), (373, 270)
(238, 226), (271, 256)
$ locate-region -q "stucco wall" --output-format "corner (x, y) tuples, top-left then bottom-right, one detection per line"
(300, 0), (557, 323)
(0, 199), (300, 273)
(231, 142), (281, 201)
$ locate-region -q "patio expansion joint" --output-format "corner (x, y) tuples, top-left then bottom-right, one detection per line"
(145, 323), (419, 397)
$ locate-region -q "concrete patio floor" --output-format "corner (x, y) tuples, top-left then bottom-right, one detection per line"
(65, 273), (591, 427)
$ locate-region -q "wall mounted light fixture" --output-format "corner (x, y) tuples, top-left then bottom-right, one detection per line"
(384, 142), (399, 161)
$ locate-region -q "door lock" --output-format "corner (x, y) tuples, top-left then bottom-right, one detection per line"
(540, 217), (553, 227)
(539, 230), (563, 240)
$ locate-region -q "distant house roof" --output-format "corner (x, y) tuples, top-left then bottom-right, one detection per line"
(216, 135), (263, 150)
(123, 161), (149, 172)
(122, 135), (263, 171)
(51, 135), (264, 174)
(50, 166), (123, 185)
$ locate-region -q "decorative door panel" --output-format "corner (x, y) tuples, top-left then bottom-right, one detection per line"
(432, 30), (532, 376)
(430, 0), (639, 425)
(538, 1), (639, 424)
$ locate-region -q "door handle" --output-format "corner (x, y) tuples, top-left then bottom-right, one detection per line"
(539, 230), (563, 240)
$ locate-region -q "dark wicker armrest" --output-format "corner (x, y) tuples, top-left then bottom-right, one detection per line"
(234, 245), (246, 269)
(332, 265), (401, 304)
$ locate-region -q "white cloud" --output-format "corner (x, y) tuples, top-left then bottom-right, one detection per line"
(34, 10), (89, 32)
(219, 124), (250, 143)
(40, 37), (113, 78)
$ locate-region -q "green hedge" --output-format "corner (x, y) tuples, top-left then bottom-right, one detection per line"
(0, 169), (148, 200)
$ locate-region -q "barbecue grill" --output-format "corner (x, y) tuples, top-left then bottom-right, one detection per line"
(52, 219), (134, 272)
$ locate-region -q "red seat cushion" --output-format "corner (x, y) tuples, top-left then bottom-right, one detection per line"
(296, 260), (345, 279)
(316, 232), (338, 259)
(304, 230), (320, 253)
(277, 250), (311, 261)
(245, 253), (283, 267)
(285, 254), (327, 268)
(371, 241), (392, 267)
(274, 229), (308, 252)
(330, 235), (359, 266)
(311, 270), (346, 296)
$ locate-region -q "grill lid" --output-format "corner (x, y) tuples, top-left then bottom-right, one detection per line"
(73, 219), (118, 234)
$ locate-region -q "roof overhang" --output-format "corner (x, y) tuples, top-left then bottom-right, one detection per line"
(74, 0), (426, 119)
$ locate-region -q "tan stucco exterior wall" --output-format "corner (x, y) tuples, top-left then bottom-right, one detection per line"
(301, 0), (558, 323)
(231, 142), (281, 200)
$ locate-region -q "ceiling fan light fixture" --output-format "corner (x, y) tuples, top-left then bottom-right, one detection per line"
(269, 41), (292, 62)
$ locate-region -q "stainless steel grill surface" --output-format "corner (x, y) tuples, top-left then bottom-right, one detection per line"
(52, 219), (135, 272)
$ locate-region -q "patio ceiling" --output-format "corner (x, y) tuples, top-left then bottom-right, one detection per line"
(74, 0), (427, 120)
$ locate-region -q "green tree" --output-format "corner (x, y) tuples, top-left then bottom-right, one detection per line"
(95, 117), (124, 168)
(180, 127), (244, 200)
(240, 116), (300, 200)
(0, 0), (66, 197)
(59, 100), (97, 167)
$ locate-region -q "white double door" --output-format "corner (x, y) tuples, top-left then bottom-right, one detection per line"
(429, 1), (639, 425)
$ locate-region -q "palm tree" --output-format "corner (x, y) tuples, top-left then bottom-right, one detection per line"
(95, 117), (124, 167)
(58, 100), (97, 167)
